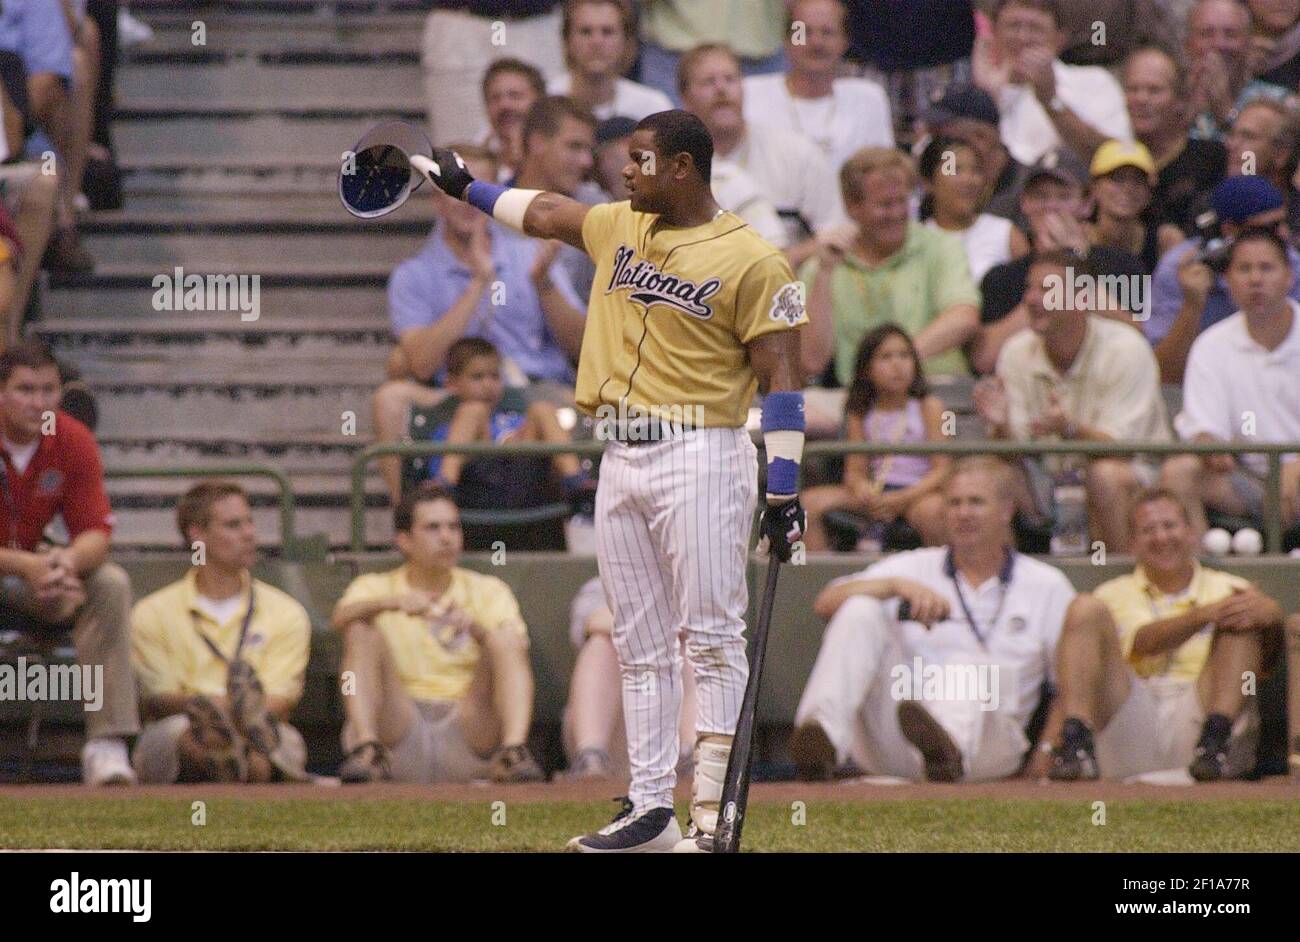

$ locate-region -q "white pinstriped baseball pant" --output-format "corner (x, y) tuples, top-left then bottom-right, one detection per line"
(594, 427), (758, 813)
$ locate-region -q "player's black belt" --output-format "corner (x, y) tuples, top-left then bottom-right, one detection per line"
(600, 419), (701, 446)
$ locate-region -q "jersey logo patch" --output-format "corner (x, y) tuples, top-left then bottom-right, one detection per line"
(769, 281), (805, 326)
(606, 245), (722, 320)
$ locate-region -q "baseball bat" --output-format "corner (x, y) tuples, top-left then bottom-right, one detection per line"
(713, 557), (782, 854)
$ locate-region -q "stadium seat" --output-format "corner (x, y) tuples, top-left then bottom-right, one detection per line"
(0, 629), (79, 782)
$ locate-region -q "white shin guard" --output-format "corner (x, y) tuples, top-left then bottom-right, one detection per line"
(690, 734), (733, 835)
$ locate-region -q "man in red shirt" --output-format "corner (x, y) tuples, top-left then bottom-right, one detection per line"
(0, 339), (138, 784)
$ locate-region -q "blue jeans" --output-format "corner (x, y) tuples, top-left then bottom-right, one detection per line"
(637, 41), (789, 107)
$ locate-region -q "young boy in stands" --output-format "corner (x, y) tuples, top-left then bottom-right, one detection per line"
(332, 482), (545, 783)
(422, 337), (593, 515)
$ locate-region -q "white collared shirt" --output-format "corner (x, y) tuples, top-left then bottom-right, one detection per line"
(545, 73), (673, 121)
(741, 73), (894, 172)
(997, 315), (1171, 455)
(726, 120), (847, 244)
(830, 547), (1077, 726)
(997, 60), (1133, 165)
(709, 157), (788, 247)
(1176, 299), (1300, 472)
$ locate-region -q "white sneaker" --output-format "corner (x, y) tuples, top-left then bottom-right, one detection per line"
(82, 737), (137, 786)
(565, 800), (681, 852)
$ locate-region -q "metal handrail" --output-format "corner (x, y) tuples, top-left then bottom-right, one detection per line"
(350, 439), (1298, 553)
(105, 464), (298, 550)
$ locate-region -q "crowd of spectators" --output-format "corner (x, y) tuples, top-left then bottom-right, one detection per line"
(384, 0), (1300, 560)
(3, 344), (1296, 785)
(0, 0), (127, 349)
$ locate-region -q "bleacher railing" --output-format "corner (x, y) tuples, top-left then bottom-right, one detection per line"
(350, 440), (1298, 554)
(105, 464), (300, 552)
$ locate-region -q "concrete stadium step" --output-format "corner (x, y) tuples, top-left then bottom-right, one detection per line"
(119, 49), (423, 109)
(133, 13), (428, 53)
(122, 157), (344, 197)
(43, 281), (392, 320)
(77, 386), (379, 439)
(65, 350), (387, 387)
(99, 434), (362, 474)
(108, 189), (437, 218)
(137, 0), (428, 27)
(88, 203), (435, 225)
(79, 214), (427, 268)
(113, 106), (425, 163)
(47, 266), (395, 292)
(31, 315), (391, 339)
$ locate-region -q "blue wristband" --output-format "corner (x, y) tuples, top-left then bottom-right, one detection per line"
(761, 391), (804, 496)
(466, 180), (507, 216)
(760, 391), (805, 433)
(767, 457), (799, 497)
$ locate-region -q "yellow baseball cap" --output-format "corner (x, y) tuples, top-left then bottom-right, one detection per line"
(1089, 140), (1157, 183)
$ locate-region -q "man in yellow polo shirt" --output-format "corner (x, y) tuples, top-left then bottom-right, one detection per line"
(131, 482), (311, 783)
(1046, 488), (1284, 782)
(332, 482), (543, 783)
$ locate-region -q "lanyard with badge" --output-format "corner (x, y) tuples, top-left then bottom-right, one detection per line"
(192, 588), (256, 666)
(944, 547), (1015, 649)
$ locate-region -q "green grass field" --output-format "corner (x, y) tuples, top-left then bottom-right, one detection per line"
(2, 797), (1297, 851)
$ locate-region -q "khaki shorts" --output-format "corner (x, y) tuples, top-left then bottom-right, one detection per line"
(387, 699), (493, 784)
(1094, 674), (1258, 780)
(132, 714), (308, 784)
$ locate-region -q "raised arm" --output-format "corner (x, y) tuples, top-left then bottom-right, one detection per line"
(520, 193), (592, 251)
(413, 150), (591, 252)
(800, 248), (840, 381)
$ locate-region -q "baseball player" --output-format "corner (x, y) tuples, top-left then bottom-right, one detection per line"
(418, 108), (808, 852)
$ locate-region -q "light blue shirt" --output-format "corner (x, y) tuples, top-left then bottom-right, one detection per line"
(388, 221), (584, 385)
(0, 0), (74, 79)
(1146, 239), (1300, 346)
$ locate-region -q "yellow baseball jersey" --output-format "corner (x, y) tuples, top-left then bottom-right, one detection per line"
(1093, 563), (1249, 681)
(130, 569), (311, 703)
(337, 565), (527, 702)
(576, 201), (807, 428)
